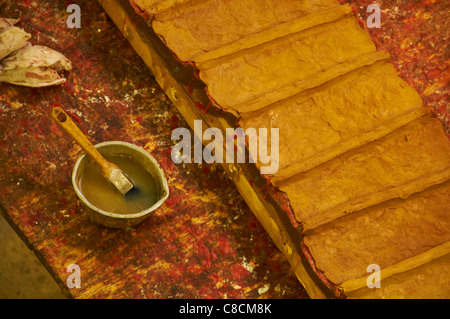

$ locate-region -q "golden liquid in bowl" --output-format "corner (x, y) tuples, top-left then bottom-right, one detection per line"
(79, 155), (158, 215)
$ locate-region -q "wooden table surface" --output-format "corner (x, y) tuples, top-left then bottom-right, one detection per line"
(0, 0), (307, 299)
(1, 0), (447, 299)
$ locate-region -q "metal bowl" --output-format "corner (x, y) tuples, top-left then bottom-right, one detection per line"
(72, 141), (169, 228)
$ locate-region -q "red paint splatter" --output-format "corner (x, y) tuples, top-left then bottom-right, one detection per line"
(232, 264), (249, 280)
(185, 85), (193, 94)
(185, 77), (196, 94)
(159, 148), (175, 172)
(202, 101), (212, 114)
(164, 195), (177, 208)
(218, 237), (235, 256)
(63, 81), (75, 94)
(197, 242), (211, 270)
(72, 200), (78, 215)
(256, 179), (270, 200)
(194, 101), (205, 112)
(129, 0), (151, 20)
(73, 48), (83, 59)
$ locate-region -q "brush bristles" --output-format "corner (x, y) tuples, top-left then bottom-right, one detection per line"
(109, 168), (135, 195)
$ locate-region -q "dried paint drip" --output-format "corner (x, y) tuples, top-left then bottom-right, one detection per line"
(79, 155), (158, 214)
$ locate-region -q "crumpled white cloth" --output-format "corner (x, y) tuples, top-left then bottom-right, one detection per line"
(0, 17), (72, 87)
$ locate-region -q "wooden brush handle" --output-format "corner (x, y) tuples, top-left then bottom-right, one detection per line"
(51, 107), (115, 177)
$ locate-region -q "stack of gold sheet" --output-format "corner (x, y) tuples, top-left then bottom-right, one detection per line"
(133, 0), (450, 298)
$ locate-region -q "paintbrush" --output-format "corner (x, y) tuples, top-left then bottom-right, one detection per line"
(51, 106), (138, 197)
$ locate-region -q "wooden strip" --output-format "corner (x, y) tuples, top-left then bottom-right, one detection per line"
(341, 241), (450, 293)
(219, 50), (389, 114)
(195, 4), (352, 69)
(239, 60), (424, 183)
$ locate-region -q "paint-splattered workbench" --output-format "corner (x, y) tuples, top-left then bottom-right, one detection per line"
(1, 0), (448, 299)
(0, 0), (307, 298)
